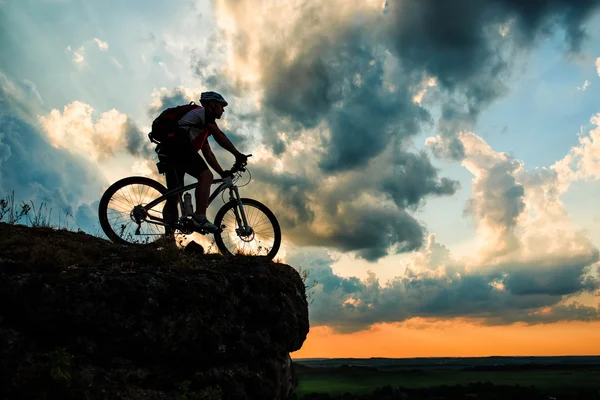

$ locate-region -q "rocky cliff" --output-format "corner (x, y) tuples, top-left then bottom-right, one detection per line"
(0, 223), (309, 400)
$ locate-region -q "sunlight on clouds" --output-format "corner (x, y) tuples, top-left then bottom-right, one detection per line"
(93, 38), (109, 51)
(498, 19), (514, 37)
(214, 0), (384, 88)
(456, 129), (598, 269)
(412, 76), (437, 105)
(572, 113), (600, 180)
(37, 100), (154, 187)
(65, 45), (85, 64)
(39, 101), (127, 161)
(555, 113), (600, 182)
(131, 159), (154, 177)
(596, 57), (600, 76)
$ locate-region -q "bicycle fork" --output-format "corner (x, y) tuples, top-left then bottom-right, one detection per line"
(228, 187), (252, 236)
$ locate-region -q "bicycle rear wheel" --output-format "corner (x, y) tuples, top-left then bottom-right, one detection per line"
(98, 176), (172, 246)
(213, 198), (281, 260)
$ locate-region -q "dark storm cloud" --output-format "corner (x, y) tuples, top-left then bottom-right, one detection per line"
(385, 0), (600, 158)
(243, 147), (458, 260)
(260, 29), (431, 171)
(502, 252), (600, 296)
(289, 247), (600, 333)
(323, 206), (425, 261)
(489, 302), (600, 325)
(124, 117), (154, 159)
(250, 165), (426, 261)
(0, 73), (106, 233)
(381, 150), (461, 210)
(255, 0), (600, 164)
(261, 43), (339, 142)
(249, 165), (316, 228)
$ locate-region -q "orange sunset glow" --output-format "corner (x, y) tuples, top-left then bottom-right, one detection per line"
(292, 320), (600, 359)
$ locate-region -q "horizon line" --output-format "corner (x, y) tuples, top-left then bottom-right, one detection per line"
(292, 354), (600, 360)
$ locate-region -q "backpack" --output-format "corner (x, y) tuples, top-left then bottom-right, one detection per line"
(148, 102), (201, 144)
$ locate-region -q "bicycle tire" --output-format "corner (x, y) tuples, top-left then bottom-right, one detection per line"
(98, 176), (171, 246)
(213, 198), (281, 260)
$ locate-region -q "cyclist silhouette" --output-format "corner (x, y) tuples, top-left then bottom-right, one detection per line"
(155, 91), (248, 233)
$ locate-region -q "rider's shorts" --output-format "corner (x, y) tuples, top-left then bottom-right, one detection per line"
(161, 144), (209, 189)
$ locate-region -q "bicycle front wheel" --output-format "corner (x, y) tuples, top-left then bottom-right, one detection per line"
(213, 198), (281, 260)
(98, 176), (171, 246)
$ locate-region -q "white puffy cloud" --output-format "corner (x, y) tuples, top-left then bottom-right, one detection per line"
(555, 113), (600, 182)
(39, 100), (152, 164)
(93, 37), (109, 51)
(596, 57), (600, 76)
(39, 101), (127, 160)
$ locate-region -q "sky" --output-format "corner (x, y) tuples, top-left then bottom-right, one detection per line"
(1, 0), (600, 358)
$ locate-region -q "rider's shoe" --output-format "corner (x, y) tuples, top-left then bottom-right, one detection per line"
(191, 215), (220, 233)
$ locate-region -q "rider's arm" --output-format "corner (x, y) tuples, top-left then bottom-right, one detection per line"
(201, 141), (225, 176)
(207, 123), (243, 158)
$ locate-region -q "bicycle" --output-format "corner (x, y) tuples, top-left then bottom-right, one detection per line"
(97, 154), (282, 260)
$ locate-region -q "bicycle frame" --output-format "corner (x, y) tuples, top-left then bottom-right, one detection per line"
(142, 177), (250, 233)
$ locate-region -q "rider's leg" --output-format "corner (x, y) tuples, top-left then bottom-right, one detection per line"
(163, 167), (182, 224)
(194, 168), (213, 215)
(163, 166), (184, 240)
(185, 152), (218, 232)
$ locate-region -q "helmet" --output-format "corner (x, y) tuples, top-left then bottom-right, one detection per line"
(200, 91), (228, 106)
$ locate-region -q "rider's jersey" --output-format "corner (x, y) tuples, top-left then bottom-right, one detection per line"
(178, 107), (216, 151)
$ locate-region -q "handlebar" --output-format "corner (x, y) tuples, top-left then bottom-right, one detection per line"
(231, 154), (252, 173)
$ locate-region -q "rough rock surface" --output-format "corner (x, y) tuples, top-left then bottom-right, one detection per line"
(0, 223), (309, 400)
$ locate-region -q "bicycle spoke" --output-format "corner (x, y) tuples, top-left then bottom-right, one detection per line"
(218, 202), (276, 256)
(104, 183), (166, 244)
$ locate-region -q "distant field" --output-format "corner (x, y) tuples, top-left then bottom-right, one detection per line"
(294, 364), (600, 397)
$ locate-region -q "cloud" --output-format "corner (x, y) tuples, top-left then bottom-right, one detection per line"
(211, 0), (600, 167)
(240, 138), (458, 261)
(110, 57), (123, 70)
(385, 0), (600, 146)
(289, 242), (599, 333)
(0, 71), (105, 232)
(458, 132), (526, 259)
(93, 37), (109, 51)
(39, 101), (152, 161)
(20, 80), (44, 105)
(554, 113), (600, 181)
(64, 38), (112, 68)
(413, 76), (437, 105)
(285, 117), (600, 332)
(147, 86), (197, 118)
(65, 45), (85, 64)
(596, 57), (600, 76)
(577, 80), (590, 91)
